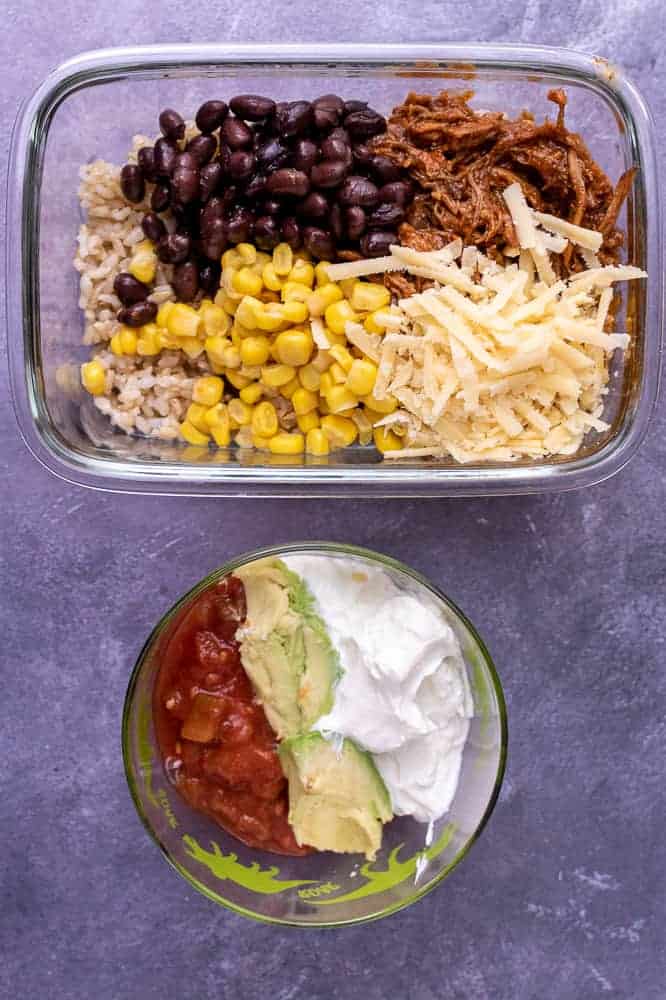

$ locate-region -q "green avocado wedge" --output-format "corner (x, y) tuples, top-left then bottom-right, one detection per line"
(279, 733), (393, 861)
(235, 559), (340, 739)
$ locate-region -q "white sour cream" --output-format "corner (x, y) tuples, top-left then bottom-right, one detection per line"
(283, 554), (473, 823)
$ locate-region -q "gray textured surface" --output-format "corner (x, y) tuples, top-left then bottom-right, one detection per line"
(2, 4), (665, 999)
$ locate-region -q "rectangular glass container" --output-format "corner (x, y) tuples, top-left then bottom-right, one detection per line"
(7, 43), (662, 497)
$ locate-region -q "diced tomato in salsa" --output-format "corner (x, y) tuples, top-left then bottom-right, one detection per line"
(154, 575), (309, 856)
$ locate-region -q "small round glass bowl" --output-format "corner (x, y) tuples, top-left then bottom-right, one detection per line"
(122, 543), (507, 927)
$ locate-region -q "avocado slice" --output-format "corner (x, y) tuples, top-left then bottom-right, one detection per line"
(279, 733), (393, 860)
(235, 559), (339, 739)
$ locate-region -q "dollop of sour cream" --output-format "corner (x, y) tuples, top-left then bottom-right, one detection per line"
(283, 554), (474, 823)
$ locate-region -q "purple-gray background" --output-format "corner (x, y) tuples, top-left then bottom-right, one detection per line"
(2, 5), (665, 1000)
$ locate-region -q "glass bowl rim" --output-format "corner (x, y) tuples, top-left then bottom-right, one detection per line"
(121, 540), (508, 927)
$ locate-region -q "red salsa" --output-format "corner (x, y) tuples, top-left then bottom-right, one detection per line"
(154, 575), (308, 855)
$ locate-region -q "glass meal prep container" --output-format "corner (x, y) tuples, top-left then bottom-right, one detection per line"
(7, 43), (662, 497)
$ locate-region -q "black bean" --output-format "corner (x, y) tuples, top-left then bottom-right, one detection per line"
(229, 94), (276, 121)
(262, 197), (282, 216)
(199, 261), (221, 295)
(344, 205), (366, 240)
(310, 160), (347, 188)
(172, 260), (200, 302)
(338, 175), (380, 207)
(360, 230), (396, 257)
(120, 164), (145, 203)
(369, 155), (402, 185)
(151, 182), (171, 213)
(217, 142), (231, 176)
(303, 227), (335, 260)
(255, 137), (290, 171)
(200, 196), (225, 235)
(296, 192), (329, 219)
(313, 105), (339, 132)
(159, 108), (185, 141)
(229, 150), (255, 181)
(195, 100), (228, 134)
(367, 203), (405, 228)
(344, 109), (386, 140)
(137, 146), (156, 181)
(280, 217), (302, 250)
(275, 101), (313, 137)
(225, 206), (255, 245)
(171, 199), (199, 231)
(292, 138), (319, 174)
(200, 217), (227, 260)
(199, 162), (222, 202)
(154, 137), (178, 177)
(175, 151), (198, 171)
(113, 272), (149, 305)
(243, 173), (268, 200)
(320, 135), (351, 163)
(378, 180), (413, 206)
(221, 116), (253, 150)
(329, 126), (351, 145)
(186, 134), (217, 165)
(141, 212), (167, 243)
(221, 185), (239, 210)
(343, 99), (368, 115)
(352, 143), (374, 168)
(254, 216), (281, 250)
(329, 203), (343, 241)
(118, 300), (158, 327)
(266, 168), (310, 198)
(157, 233), (191, 264)
(313, 93), (344, 115)
(172, 164), (200, 204)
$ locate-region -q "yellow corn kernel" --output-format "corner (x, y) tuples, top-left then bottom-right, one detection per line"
(235, 296), (263, 331)
(268, 432), (305, 455)
(281, 281), (311, 304)
(298, 364), (321, 393)
(319, 399), (330, 415)
(314, 261), (333, 286)
(360, 392), (398, 415)
(136, 323), (160, 356)
(180, 421), (210, 446)
(280, 300), (309, 325)
(319, 371), (335, 396)
(262, 261), (283, 292)
(81, 359), (106, 395)
(261, 363), (297, 388)
(240, 364), (262, 379)
(215, 290), (240, 315)
(152, 298), (172, 325)
(236, 242), (257, 265)
(321, 414), (358, 448)
(115, 327), (136, 355)
(362, 406), (385, 426)
(325, 384), (358, 414)
(222, 345), (242, 369)
(373, 427), (402, 453)
(222, 248), (242, 270)
(305, 427), (330, 455)
(306, 283), (343, 317)
(280, 377), (301, 399)
(204, 403), (229, 430)
(199, 302), (230, 337)
(192, 375), (224, 407)
(251, 401), (279, 438)
(289, 259), (315, 287)
(204, 335), (232, 365)
(252, 250), (271, 273)
(239, 382), (264, 405)
(271, 242), (292, 276)
(297, 410), (320, 433)
(225, 370), (251, 391)
(329, 362), (347, 384)
(157, 330), (181, 350)
(261, 290), (281, 304)
(228, 398), (253, 426)
(210, 424), (231, 447)
(167, 303), (201, 339)
(232, 267), (263, 298)
(347, 358), (378, 397)
(128, 247), (157, 285)
(350, 281), (391, 313)
(339, 277), (357, 300)
(240, 335), (271, 367)
(181, 337), (204, 359)
(254, 305), (285, 332)
(273, 329), (314, 367)
(364, 310), (388, 335)
(311, 349), (332, 373)
(329, 344), (354, 372)
(185, 403), (209, 433)
(325, 300), (359, 336)
(248, 433), (270, 450)
(291, 387), (318, 416)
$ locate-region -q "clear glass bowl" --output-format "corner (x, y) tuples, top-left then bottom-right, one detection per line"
(122, 542), (507, 927)
(7, 44), (662, 496)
